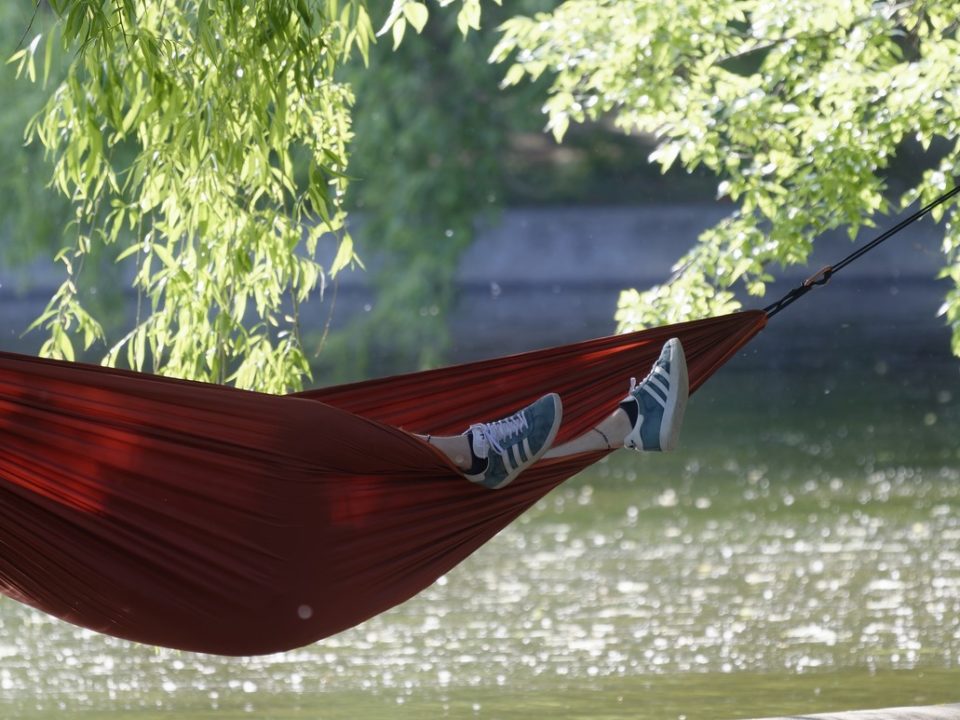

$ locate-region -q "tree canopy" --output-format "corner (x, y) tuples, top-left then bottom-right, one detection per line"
(491, 0), (960, 351)
(8, 0), (960, 394)
(12, 0), (381, 392)
(7, 0), (510, 391)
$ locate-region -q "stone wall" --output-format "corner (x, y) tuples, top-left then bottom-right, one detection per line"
(1, 204), (953, 366)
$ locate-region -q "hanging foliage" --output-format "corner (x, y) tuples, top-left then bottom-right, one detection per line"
(10, 0), (376, 391)
(492, 0), (960, 353)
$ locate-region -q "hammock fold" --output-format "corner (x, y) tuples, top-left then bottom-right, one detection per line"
(0, 310), (765, 655)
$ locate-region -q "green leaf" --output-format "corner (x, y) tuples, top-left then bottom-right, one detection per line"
(43, 33), (54, 87)
(501, 64), (525, 88)
(331, 233), (354, 275)
(403, 2), (429, 34)
(391, 17), (406, 50)
(152, 244), (177, 270)
(456, 0), (481, 37)
(376, 0), (406, 37)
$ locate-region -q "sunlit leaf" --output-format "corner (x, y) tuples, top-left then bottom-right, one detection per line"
(403, 2), (429, 34)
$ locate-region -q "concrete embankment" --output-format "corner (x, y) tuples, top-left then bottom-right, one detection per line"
(1, 204), (954, 367)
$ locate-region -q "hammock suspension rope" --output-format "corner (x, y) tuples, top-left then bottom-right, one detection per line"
(763, 184), (960, 318)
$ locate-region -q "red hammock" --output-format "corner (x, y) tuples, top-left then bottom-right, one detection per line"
(0, 310), (765, 655)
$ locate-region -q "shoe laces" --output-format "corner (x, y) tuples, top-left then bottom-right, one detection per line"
(469, 411), (529, 457)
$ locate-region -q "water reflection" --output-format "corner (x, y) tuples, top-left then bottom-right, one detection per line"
(2, 447), (958, 717)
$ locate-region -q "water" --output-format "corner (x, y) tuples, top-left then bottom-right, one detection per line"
(2, 286), (960, 719)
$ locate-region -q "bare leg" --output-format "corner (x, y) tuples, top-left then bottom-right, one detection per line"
(417, 434), (472, 470)
(419, 407), (629, 468)
(543, 407), (631, 458)
(546, 336), (688, 458)
(417, 337), (687, 484)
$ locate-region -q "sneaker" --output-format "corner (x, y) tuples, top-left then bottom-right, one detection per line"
(464, 393), (563, 489)
(622, 338), (688, 452)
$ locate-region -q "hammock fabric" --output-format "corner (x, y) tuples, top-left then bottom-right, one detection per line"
(0, 310), (766, 656)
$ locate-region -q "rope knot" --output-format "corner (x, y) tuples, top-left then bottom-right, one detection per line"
(803, 265), (834, 288)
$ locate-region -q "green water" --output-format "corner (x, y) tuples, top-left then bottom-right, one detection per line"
(2, 317), (960, 719)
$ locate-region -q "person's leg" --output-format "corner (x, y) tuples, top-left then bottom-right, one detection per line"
(420, 337), (687, 483)
(417, 393), (563, 490)
(545, 336), (688, 458)
(543, 406), (632, 457)
(420, 402), (624, 468)
(419, 434), (472, 470)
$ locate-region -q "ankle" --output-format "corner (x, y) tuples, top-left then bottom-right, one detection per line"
(464, 430), (488, 475)
(619, 397), (639, 427)
(592, 427), (612, 449)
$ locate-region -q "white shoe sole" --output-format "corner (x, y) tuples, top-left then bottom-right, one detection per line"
(658, 338), (688, 452)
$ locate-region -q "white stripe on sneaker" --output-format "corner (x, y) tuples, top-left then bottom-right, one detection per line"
(648, 376), (670, 398)
(505, 446), (518, 472)
(644, 385), (668, 407)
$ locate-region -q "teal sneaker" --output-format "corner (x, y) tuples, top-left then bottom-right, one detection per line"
(622, 338), (688, 452)
(464, 393), (562, 489)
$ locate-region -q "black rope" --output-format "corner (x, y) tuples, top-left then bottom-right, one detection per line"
(763, 184), (960, 319)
